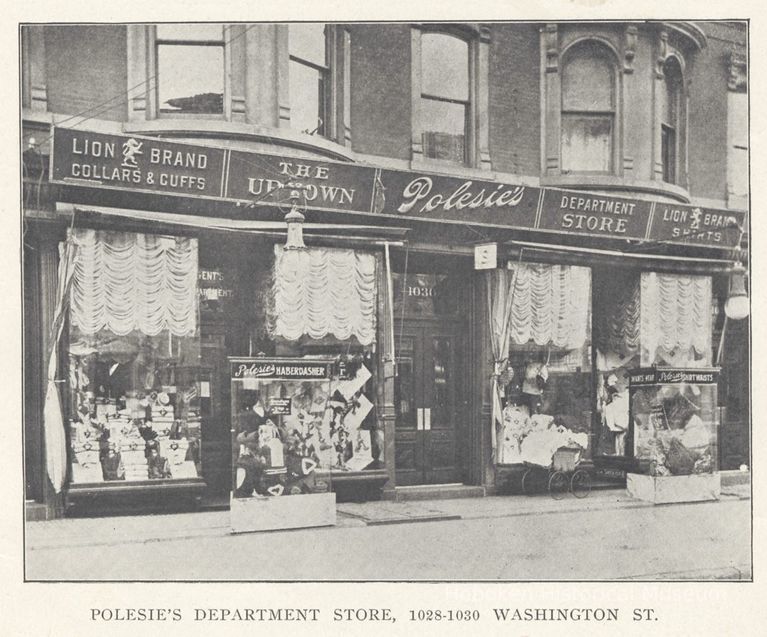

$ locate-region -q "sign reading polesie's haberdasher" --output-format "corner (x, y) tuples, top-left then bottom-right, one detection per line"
(49, 127), (746, 249)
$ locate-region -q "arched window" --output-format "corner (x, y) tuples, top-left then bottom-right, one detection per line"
(289, 23), (329, 136)
(560, 41), (616, 173)
(420, 32), (470, 163)
(660, 57), (683, 184)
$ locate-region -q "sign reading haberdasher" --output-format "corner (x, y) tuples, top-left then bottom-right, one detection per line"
(49, 127), (746, 249)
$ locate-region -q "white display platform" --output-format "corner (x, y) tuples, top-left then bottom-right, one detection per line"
(230, 492), (337, 534)
(626, 472), (721, 504)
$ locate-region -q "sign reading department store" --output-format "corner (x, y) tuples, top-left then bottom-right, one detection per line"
(50, 127), (745, 248)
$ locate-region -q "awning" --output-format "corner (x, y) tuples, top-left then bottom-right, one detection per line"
(56, 203), (410, 244)
(505, 239), (738, 274)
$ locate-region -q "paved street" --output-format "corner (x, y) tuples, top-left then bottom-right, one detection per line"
(25, 490), (751, 581)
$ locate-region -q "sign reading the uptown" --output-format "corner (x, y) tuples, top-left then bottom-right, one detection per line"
(50, 127), (746, 249)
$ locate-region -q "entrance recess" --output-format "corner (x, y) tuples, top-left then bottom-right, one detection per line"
(394, 320), (463, 485)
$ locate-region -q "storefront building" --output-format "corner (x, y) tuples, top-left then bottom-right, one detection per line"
(22, 21), (749, 519)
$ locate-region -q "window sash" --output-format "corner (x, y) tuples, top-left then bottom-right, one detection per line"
(421, 95), (469, 164)
(661, 124), (677, 184)
(156, 43), (225, 115)
(289, 58), (329, 135)
(561, 112), (614, 173)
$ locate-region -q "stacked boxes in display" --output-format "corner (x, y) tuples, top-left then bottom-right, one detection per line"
(121, 439), (149, 481)
(160, 438), (197, 479)
(71, 441), (103, 483)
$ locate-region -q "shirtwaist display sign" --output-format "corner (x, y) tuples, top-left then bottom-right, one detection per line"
(627, 367), (721, 504)
(229, 358), (337, 533)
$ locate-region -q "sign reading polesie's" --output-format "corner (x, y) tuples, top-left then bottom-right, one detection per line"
(50, 127), (746, 249)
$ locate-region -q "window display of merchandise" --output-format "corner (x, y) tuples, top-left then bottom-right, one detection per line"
(230, 356), (381, 502)
(630, 368), (719, 477)
(69, 355), (203, 484)
(498, 348), (592, 467)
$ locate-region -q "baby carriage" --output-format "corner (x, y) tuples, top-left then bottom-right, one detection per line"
(520, 445), (591, 499)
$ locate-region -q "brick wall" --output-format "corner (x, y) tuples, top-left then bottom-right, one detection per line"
(687, 23), (746, 201)
(488, 24), (541, 176)
(349, 25), (412, 160)
(45, 25), (128, 122)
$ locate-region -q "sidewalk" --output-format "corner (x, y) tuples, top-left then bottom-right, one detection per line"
(26, 484), (750, 552)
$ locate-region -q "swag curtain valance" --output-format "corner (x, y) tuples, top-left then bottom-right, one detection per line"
(506, 263), (591, 349)
(271, 245), (377, 345)
(69, 229), (198, 337)
(640, 273), (712, 363)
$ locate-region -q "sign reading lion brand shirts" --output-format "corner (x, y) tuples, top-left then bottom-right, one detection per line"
(50, 127), (746, 249)
(648, 203), (740, 247)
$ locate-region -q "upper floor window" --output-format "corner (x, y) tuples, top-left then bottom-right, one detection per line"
(288, 24), (329, 136)
(156, 24), (225, 115)
(560, 41), (616, 173)
(660, 57), (682, 184)
(420, 32), (470, 164)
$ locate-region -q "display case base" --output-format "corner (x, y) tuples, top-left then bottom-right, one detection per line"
(230, 492), (337, 534)
(626, 472), (721, 504)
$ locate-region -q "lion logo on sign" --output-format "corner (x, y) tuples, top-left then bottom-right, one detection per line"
(121, 138), (143, 168)
(690, 207), (702, 231)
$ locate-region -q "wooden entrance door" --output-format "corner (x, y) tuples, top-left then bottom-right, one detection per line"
(394, 321), (463, 485)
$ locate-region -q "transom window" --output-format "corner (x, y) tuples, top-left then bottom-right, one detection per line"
(289, 23), (329, 136)
(420, 32), (470, 164)
(560, 42), (616, 173)
(156, 24), (225, 115)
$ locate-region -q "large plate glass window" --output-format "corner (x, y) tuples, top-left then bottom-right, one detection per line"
(156, 24), (225, 115)
(490, 264), (593, 467)
(67, 229), (202, 484)
(260, 245), (383, 473)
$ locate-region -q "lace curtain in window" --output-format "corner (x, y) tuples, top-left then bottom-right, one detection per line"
(507, 263), (591, 349)
(271, 245), (377, 345)
(640, 273), (712, 365)
(69, 229), (198, 337)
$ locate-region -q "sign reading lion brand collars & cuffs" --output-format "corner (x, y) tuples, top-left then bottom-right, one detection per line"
(49, 127), (746, 249)
(51, 126), (227, 198)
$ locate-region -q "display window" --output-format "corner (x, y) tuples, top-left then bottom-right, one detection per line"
(252, 245), (384, 473)
(491, 264), (593, 466)
(67, 229), (203, 484)
(593, 270), (713, 459)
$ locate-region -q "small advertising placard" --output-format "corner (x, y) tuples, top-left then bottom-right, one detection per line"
(267, 397), (292, 416)
(474, 243), (498, 270)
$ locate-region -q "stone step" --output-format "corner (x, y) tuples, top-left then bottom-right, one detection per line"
(390, 484), (485, 502)
(26, 500), (49, 521)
